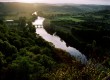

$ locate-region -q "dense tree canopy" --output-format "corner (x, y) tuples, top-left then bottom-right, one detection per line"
(0, 4), (110, 79)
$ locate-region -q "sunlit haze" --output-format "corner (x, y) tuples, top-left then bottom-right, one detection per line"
(0, 0), (110, 5)
(19, 0), (33, 3)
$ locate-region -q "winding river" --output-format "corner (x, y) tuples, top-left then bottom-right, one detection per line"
(33, 16), (87, 64)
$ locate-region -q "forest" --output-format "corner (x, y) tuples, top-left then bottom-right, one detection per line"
(44, 9), (110, 64)
(0, 2), (110, 80)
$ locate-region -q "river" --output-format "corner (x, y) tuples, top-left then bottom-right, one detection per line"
(33, 16), (87, 64)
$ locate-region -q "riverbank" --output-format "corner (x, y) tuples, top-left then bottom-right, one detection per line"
(43, 14), (110, 65)
(33, 16), (87, 63)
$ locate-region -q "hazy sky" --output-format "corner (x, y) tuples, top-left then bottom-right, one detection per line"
(1, 0), (110, 5)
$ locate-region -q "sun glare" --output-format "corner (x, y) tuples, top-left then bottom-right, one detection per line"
(21, 0), (35, 3)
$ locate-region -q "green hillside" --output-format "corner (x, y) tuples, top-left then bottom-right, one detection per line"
(0, 2), (110, 80)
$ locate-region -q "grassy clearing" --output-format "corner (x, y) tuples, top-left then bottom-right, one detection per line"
(55, 16), (84, 22)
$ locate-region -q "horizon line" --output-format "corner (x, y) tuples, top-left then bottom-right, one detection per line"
(0, 1), (110, 6)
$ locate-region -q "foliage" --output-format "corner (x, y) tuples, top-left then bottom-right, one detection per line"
(0, 3), (110, 80)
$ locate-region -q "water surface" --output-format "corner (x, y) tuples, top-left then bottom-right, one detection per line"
(33, 16), (87, 64)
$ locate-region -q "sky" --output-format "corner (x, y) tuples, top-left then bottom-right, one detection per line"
(0, 0), (110, 5)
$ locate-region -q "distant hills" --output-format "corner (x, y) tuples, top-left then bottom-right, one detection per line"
(0, 2), (110, 15)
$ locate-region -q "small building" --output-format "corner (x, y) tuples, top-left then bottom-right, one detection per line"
(5, 20), (18, 26)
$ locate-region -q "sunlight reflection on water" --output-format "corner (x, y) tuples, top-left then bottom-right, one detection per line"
(33, 16), (87, 64)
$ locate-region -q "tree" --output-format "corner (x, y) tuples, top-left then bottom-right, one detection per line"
(18, 17), (26, 28)
(29, 46), (40, 54)
(27, 21), (36, 33)
(8, 56), (32, 80)
(0, 52), (6, 69)
(3, 41), (17, 57)
(0, 17), (4, 25)
(13, 40), (21, 49)
(35, 54), (56, 70)
(41, 47), (52, 56)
